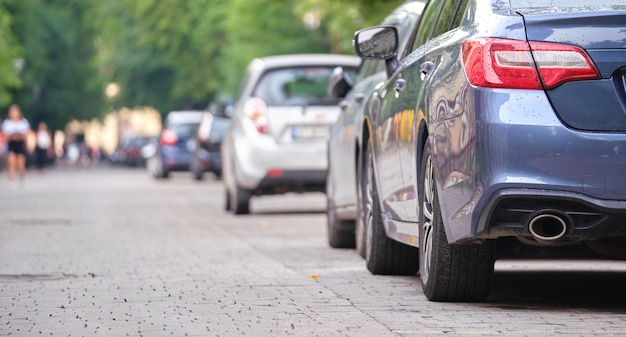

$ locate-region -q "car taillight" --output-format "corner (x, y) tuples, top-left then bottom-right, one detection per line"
(160, 129), (178, 146)
(244, 97), (269, 134)
(462, 38), (600, 90)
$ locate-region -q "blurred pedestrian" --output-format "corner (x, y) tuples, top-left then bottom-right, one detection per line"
(2, 104), (30, 187)
(35, 121), (53, 174)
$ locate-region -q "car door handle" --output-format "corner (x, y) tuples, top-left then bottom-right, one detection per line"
(354, 93), (366, 105)
(420, 61), (434, 80)
(338, 100), (349, 111)
(394, 79), (406, 93)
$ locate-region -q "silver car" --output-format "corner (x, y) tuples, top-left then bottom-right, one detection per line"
(223, 54), (360, 214)
(326, 1), (426, 251)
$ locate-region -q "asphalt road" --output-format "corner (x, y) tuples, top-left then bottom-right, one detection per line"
(1, 167), (626, 336)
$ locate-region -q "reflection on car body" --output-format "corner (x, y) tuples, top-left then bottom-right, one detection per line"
(352, 0), (626, 302)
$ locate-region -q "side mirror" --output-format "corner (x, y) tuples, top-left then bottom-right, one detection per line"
(354, 26), (399, 76)
(354, 26), (398, 60)
(328, 66), (353, 99)
(208, 100), (233, 118)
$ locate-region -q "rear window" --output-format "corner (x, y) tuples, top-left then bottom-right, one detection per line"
(169, 123), (199, 136)
(253, 67), (354, 107)
(210, 117), (230, 135)
(511, 0), (626, 11)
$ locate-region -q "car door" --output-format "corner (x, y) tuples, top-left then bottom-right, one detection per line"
(332, 59), (385, 209)
(398, 0), (470, 222)
(370, 0), (447, 221)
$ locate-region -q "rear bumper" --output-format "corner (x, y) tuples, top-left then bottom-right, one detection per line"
(233, 134), (327, 191)
(434, 88), (626, 244)
(255, 170), (326, 195)
(198, 151), (222, 173)
(477, 189), (626, 242)
(161, 151), (192, 171)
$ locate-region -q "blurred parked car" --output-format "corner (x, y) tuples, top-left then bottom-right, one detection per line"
(191, 111), (230, 180)
(147, 111), (203, 179)
(222, 54), (360, 214)
(119, 136), (152, 167)
(325, 1), (426, 251)
(353, 0), (626, 302)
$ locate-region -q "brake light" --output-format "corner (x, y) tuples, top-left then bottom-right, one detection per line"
(244, 97), (269, 134)
(266, 169), (283, 178)
(160, 129), (178, 146)
(462, 38), (600, 90)
(529, 41), (600, 89)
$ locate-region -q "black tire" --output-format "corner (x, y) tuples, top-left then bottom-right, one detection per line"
(224, 188), (232, 211)
(355, 150), (367, 258)
(326, 197), (356, 249)
(193, 170), (204, 181)
(418, 142), (495, 302)
(363, 141), (419, 275)
(231, 184), (251, 215)
(190, 156), (204, 181)
(326, 160), (356, 248)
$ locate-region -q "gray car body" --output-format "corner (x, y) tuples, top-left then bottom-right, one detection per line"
(327, 1), (427, 223)
(361, 0), (626, 246)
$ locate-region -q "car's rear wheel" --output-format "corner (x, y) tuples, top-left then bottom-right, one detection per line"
(356, 150), (366, 258)
(191, 158), (204, 181)
(326, 165), (356, 248)
(419, 142), (495, 302)
(363, 141), (419, 275)
(231, 184), (251, 215)
(224, 188), (232, 211)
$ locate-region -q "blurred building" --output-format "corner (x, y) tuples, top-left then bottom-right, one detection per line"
(65, 107), (162, 155)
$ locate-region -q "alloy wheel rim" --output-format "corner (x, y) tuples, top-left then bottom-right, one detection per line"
(421, 154), (434, 285)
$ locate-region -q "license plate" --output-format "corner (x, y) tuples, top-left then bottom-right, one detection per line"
(291, 125), (329, 139)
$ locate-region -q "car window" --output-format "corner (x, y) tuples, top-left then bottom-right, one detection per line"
(169, 123), (199, 136)
(412, 0), (445, 51)
(433, 0), (469, 37)
(355, 59), (384, 82)
(253, 67), (353, 107)
(210, 117), (230, 135)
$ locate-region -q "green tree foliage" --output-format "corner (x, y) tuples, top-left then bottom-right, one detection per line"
(0, 1), (21, 108)
(218, 0), (331, 96)
(5, 0), (404, 126)
(8, 0), (104, 131)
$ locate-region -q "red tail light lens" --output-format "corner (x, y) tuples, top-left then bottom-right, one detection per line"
(462, 38), (600, 90)
(160, 129), (178, 146)
(529, 41), (601, 89)
(244, 97), (269, 134)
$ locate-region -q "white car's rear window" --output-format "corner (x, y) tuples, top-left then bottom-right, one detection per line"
(253, 67), (342, 107)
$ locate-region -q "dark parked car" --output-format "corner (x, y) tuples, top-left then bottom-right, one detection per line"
(326, 1), (426, 252)
(353, 0), (626, 302)
(147, 111), (204, 179)
(119, 136), (152, 167)
(190, 112), (230, 180)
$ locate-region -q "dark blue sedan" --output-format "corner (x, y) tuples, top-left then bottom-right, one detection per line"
(353, 0), (626, 301)
(148, 111), (204, 179)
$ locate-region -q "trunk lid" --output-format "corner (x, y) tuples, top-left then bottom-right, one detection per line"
(520, 9), (626, 132)
(266, 106), (340, 144)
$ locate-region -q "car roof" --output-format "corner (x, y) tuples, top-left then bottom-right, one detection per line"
(252, 54), (361, 71)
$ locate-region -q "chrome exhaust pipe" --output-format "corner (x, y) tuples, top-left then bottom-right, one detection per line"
(528, 213), (568, 243)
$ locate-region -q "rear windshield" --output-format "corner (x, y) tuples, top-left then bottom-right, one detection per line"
(253, 67), (351, 107)
(211, 117), (230, 135)
(169, 123), (199, 136)
(511, 0), (626, 11)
